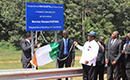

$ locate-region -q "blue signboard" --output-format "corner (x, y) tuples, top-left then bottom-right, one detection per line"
(26, 2), (64, 31)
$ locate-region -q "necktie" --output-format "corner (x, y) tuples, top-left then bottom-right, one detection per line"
(100, 44), (104, 52)
(64, 39), (68, 54)
(111, 39), (114, 46)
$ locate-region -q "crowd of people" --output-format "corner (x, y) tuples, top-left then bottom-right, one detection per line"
(20, 30), (130, 80)
(74, 31), (130, 80)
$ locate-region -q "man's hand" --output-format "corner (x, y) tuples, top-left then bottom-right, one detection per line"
(112, 61), (116, 65)
(74, 41), (78, 46)
(71, 60), (75, 67)
(34, 43), (41, 47)
(85, 60), (89, 64)
(122, 50), (126, 54)
(105, 59), (108, 64)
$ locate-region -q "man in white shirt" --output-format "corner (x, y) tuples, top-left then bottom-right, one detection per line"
(74, 31), (99, 80)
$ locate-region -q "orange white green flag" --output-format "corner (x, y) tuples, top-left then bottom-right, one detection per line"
(30, 42), (59, 67)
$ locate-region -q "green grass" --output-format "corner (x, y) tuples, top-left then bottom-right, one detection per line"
(0, 62), (22, 70)
(0, 49), (82, 70)
(0, 50), (21, 61)
(75, 49), (82, 56)
(38, 60), (82, 69)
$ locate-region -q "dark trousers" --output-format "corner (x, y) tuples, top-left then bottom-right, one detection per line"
(126, 69), (130, 80)
(95, 65), (104, 80)
(107, 62), (120, 80)
(58, 54), (71, 80)
(119, 63), (127, 80)
(22, 62), (32, 68)
(82, 64), (96, 80)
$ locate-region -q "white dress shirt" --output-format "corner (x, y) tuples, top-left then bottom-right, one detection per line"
(26, 39), (31, 44)
(98, 41), (104, 50)
(76, 40), (99, 66)
(111, 38), (117, 46)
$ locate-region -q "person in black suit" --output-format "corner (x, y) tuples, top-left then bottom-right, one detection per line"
(20, 32), (40, 68)
(57, 30), (75, 80)
(119, 36), (128, 80)
(105, 31), (123, 80)
(95, 36), (105, 80)
(122, 33), (130, 80)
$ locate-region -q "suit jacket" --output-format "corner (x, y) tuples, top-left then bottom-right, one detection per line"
(57, 38), (75, 62)
(124, 43), (130, 68)
(105, 38), (123, 63)
(20, 39), (31, 63)
(96, 42), (105, 66)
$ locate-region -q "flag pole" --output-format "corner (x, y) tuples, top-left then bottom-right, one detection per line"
(55, 31), (57, 80)
(55, 31), (57, 68)
(31, 31), (34, 68)
(35, 31), (37, 44)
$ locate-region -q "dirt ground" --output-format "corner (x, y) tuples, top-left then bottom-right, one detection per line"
(75, 56), (81, 60)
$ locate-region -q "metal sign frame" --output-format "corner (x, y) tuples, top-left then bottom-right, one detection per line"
(26, 2), (64, 31)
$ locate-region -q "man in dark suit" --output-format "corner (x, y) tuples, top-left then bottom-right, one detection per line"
(119, 36), (128, 80)
(95, 36), (105, 80)
(122, 33), (130, 80)
(57, 30), (75, 80)
(105, 31), (123, 80)
(20, 32), (40, 68)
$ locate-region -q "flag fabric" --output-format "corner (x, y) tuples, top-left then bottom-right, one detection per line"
(30, 42), (59, 67)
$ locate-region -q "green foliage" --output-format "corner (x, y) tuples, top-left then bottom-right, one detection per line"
(0, 0), (130, 48)
(0, 40), (16, 51)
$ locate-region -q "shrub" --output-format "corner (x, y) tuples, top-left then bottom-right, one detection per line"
(0, 40), (16, 52)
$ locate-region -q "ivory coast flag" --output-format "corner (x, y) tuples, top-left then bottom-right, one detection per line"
(30, 42), (59, 67)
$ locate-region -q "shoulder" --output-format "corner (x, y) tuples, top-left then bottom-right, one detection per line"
(93, 40), (98, 45)
(20, 39), (27, 46)
(103, 43), (106, 47)
(116, 38), (122, 44)
(68, 39), (74, 43)
(57, 39), (63, 43)
(107, 38), (111, 41)
(94, 41), (99, 48)
(20, 39), (26, 44)
(117, 38), (122, 42)
(84, 41), (89, 45)
(91, 40), (99, 48)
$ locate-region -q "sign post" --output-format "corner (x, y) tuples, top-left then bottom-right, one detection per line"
(31, 31), (34, 66)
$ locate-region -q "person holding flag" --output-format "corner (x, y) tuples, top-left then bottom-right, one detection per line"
(20, 32), (40, 68)
(30, 42), (59, 68)
(74, 31), (99, 80)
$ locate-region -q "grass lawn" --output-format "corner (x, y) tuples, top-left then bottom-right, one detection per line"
(0, 49), (108, 80)
(0, 49), (82, 69)
(0, 49), (83, 79)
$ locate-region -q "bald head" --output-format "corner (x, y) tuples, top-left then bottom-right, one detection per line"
(99, 36), (104, 40)
(63, 30), (69, 39)
(127, 33), (130, 37)
(63, 30), (68, 34)
(127, 33), (130, 40)
(99, 36), (105, 44)
(111, 31), (119, 39)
